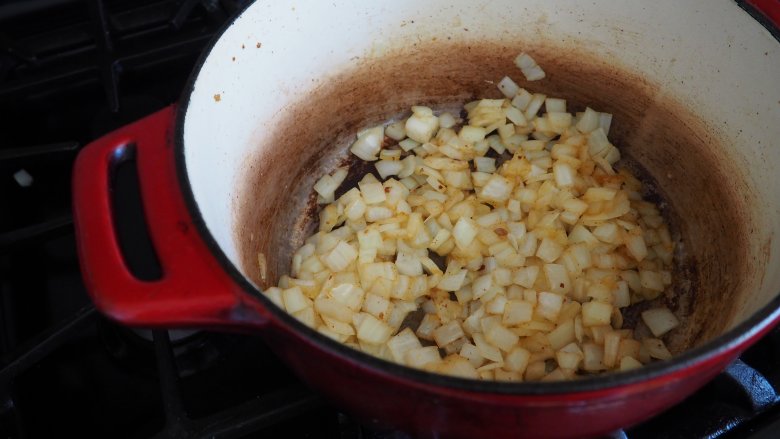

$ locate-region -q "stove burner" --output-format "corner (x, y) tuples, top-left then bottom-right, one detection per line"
(100, 321), (221, 378)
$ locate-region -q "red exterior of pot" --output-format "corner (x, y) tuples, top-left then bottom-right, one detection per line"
(746, 0), (780, 28)
(72, 106), (780, 439)
(263, 322), (746, 439)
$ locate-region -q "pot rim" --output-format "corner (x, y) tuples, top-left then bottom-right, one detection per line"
(173, 0), (780, 395)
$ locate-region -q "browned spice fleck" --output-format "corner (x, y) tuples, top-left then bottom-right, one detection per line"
(494, 228), (508, 236)
(256, 42), (262, 48)
(213, 94), (221, 102)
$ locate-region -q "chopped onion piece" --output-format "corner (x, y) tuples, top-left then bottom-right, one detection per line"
(263, 286), (283, 308)
(536, 238), (564, 263)
(643, 338), (673, 360)
(385, 121), (407, 141)
(536, 291), (564, 322)
(625, 232), (648, 262)
(473, 333), (503, 363)
(324, 241), (358, 272)
(434, 320), (466, 347)
(576, 107), (600, 133)
(620, 356), (643, 371)
(552, 162), (576, 188)
(350, 125), (384, 161)
(497, 76), (521, 98)
(439, 112), (457, 129)
(405, 107), (439, 143)
(514, 52), (546, 81)
(641, 307), (680, 337)
(480, 174), (514, 203)
(282, 287), (311, 314)
(459, 126), (488, 143)
(375, 160), (403, 179)
(438, 263), (468, 291)
(399, 138), (420, 151)
(582, 301), (612, 327)
(357, 314), (393, 344)
(524, 93), (546, 119)
(545, 98), (566, 113)
(511, 89), (533, 110)
(474, 157), (496, 173)
(640, 270), (665, 292)
(485, 323), (519, 352)
(330, 283), (365, 311)
(452, 217), (479, 249)
(387, 328), (422, 362)
(405, 346), (441, 368)
(313, 166), (349, 203)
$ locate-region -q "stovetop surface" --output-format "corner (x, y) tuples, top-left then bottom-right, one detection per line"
(1, 1), (779, 438)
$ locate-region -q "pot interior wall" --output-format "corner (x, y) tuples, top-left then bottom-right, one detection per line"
(234, 40), (765, 354)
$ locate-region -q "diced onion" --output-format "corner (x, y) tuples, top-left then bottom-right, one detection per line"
(375, 160), (403, 179)
(350, 126), (384, 161)
(514, 53), (546, 81)
(641, 307), (680, 337)
(545, 98), (566, 113)
(385, 121), (407, 141)
(643, 338), (673, 360)
(497, 76), (521, 98)
(439, 112), (457, 129)
(405, 107), (439, 143)
(313, 166), (349, 203)
(266, 54), (677, 382)
(576, 107), (600, 133)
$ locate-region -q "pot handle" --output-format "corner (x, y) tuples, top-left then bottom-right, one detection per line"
(72, 105), (268, 329)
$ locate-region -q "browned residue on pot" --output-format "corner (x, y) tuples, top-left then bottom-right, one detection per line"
(233, 40), (761, 354)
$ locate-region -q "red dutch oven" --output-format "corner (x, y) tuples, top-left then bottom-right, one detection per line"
(72, 1), (780, 438)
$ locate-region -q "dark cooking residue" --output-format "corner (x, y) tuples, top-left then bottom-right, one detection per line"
(237, 40), (752, 362)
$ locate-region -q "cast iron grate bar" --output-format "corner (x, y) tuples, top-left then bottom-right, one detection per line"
(0, 306), (96, 382)
(171, 0), (205, 30)
(186, 387), (323, 439)
(0, 214), (73, 252)
(151, 330), (323, 439)
(0, 1), (232, 105)
(0, 141), (78, 251)
(88, 0), (119, 112)
(723, 360), (778, 411)
(0, 34), (35, 65)
(620, 358), (780, 438)
(197, 0), (229, 25)
(0, 141), (79, 161)
(153, 329), (187, 427)
(0, 305), (96, 419)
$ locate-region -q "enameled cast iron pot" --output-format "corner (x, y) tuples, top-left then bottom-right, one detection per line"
(73, 1), (780, 437)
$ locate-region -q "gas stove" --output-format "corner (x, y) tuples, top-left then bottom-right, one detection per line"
(1, 1), (779, 438)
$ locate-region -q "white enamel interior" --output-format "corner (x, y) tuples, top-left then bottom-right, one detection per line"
(181, 0), (780, 325)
